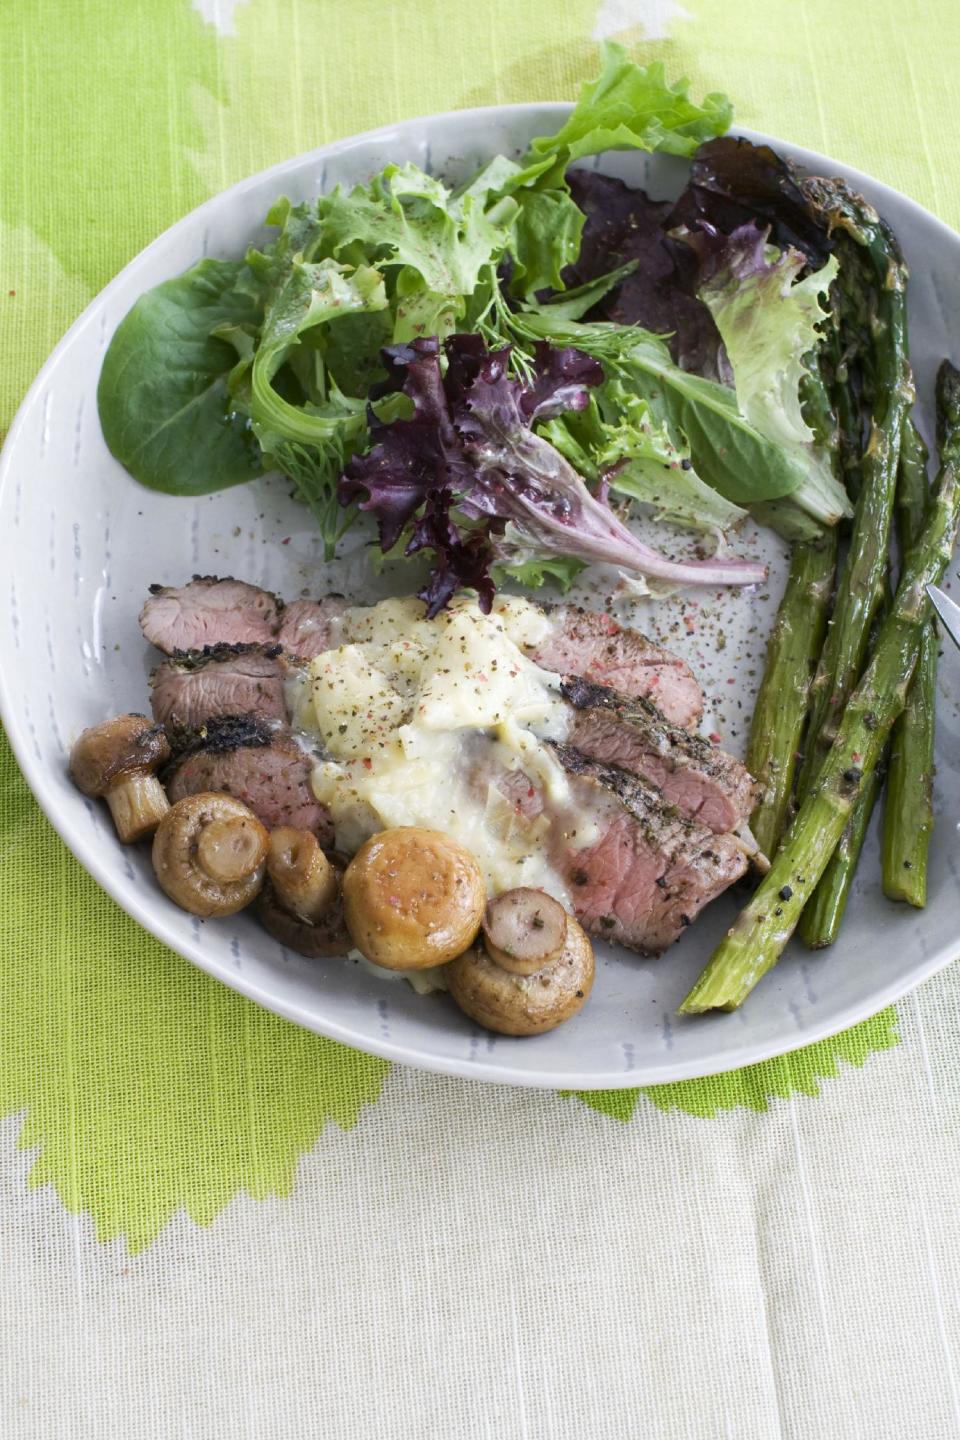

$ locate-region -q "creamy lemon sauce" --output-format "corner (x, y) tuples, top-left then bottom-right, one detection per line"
(296, 595), (595, 903)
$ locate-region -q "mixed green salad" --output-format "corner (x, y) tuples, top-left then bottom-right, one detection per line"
(97, 43), (960, 1012)
(99, 43), (852, 615)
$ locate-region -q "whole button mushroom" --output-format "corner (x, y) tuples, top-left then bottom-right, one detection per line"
(70, 713), (171, 842)
(256, 828), (351, 958)
(342, 826), (485, 970)
(152, 793), (268, 917)
(447, 907), (595, 1036)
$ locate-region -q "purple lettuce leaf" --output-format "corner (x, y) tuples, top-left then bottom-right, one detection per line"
(404, 486), (500, 615)
(555, 137), (833, 382)
(339, 336), (476, 554)
(341, 334), (767, 615)
(665, 136), (834, 268)
(518, 341), (608, 419)
(677, 218), (769, 283)
(563, 170), (730, 381)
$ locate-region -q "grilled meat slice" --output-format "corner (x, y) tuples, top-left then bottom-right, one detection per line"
(150, 644), (288, 729)
(274, 597), (348, 658)
(165, 717), (331, 841)
(549, 743), (749, 953)
(141, 577), (350, 662)
(560, 676), (756, 834)
(141, 576), (281, 653)
(529, 605), (704, 729)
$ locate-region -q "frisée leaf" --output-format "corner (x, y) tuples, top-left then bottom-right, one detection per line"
(315, 162), (519, 341)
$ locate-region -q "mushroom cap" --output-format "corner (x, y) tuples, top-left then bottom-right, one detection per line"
(70, 713), (171, 795)
(342, 826), (485, 971)
(256, 881), (351, 959)
(152, 792), (267, 917)
(446, 915), (594, 1036)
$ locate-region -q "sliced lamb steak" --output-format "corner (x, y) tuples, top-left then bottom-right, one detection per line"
(150, 644), (288, 729)
(560, 676), (756, 835)
(487, 746), (748, 954)
(274, 596), (348, 658)
(141, 576), (280, 653)
(141, 577), (349, 661)
(529, 605), (703, 729)
(548, 744), (749, 953)
(165, 717), (331, 841)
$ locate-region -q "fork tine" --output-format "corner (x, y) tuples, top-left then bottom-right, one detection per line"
(925, 584), (960, 649)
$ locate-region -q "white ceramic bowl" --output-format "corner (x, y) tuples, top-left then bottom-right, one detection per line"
(2, 105), (959, 1088)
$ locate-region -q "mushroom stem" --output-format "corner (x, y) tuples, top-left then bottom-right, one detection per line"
(266, 828), (338, 923)
(446, 914), (595, 1036)
(105, 773), (170, 844)
(482, 889), (568, 976)
(198, 816), (270, 884)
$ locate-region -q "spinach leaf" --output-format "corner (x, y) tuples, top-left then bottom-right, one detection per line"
(97, 258), (264, 495)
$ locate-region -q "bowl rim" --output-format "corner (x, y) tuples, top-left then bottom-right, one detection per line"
(2, 102), (958, 1088)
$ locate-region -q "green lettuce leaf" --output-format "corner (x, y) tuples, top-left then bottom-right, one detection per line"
(246, 196), (393, 398)
(246, 197), (325, 288)
(249, 254), (386, 449)
(525, 43), (733, 182)
(542, 381), (746, 534)
(515, 311), (810, 509)
(245, 254), (386, 556)
(493, 551), (586, 594)
(494, 43), (731, 297)
(454, 154), (584, 297)
(698, 236), (846, 524)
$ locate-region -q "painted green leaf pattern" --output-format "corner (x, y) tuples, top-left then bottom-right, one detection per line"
(573, 1008), (899, 1121)
(1, 734), (388, 1253)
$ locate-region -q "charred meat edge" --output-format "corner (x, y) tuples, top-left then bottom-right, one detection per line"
(560, 675), (755, 792)
(161, 713), (279, 770)
(146, 574), (285, 610)
(549, 741), (736, 866)
(156, 641), (285, 670)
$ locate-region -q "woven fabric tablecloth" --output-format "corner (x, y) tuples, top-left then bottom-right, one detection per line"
(4, 2), (960, 1436)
